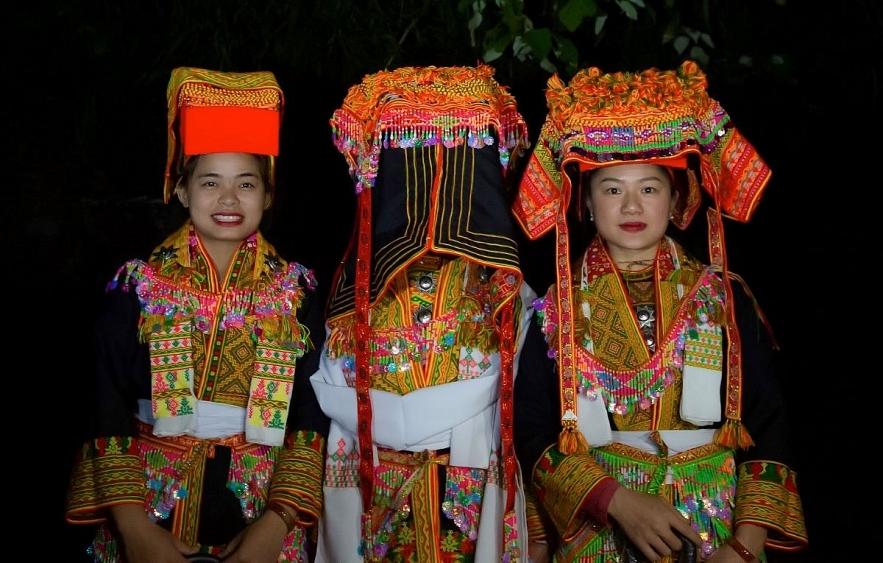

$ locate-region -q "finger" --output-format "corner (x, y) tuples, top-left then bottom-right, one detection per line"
(218, 537), (239, 558)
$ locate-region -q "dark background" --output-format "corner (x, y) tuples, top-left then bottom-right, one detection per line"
(11, 1), (878, 561)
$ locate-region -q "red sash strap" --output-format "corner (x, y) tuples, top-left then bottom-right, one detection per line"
(707, 207), (753, 449)
(355, 190), (377, 543)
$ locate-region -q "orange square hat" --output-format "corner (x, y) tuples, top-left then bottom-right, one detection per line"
(163, 67), (284, 203)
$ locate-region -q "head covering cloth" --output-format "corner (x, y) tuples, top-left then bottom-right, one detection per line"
(328, 64), (530, 523)
(163, 67), (284, 203)
(513, 60), (770, 452)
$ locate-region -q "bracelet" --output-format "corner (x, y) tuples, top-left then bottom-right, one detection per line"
(727, 536), (756, 563)
(267, 500), (297, 534)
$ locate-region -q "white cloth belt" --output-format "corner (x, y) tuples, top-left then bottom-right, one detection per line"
(611, 429), (716, 455)
(311, 361), (500, 465)
(136, 398), (246, 439)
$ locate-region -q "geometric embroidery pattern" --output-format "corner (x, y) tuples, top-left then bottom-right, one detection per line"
(149, 322), (195, 418)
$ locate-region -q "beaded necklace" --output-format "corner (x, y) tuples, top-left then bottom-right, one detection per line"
(541, 236), (721, 416)
(326, 259), (495, 381)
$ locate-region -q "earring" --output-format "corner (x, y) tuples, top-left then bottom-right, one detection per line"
(589, 212), (594, 222)
(669, 213), (674, 220)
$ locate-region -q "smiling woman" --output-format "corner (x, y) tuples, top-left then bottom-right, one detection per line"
(174, 152), (273, 274)
(62, 67), (330, 563)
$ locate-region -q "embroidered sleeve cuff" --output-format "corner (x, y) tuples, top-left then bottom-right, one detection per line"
(533, 446), (614, 541)
(734, 461), (808, 550)
(65, 438), (147, 525)
(268, 431), (325, 526)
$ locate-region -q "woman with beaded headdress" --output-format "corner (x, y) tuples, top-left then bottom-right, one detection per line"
(511, 61), (808, 562)
(65, 67), (329, 562)
(310, 64), (535, 562)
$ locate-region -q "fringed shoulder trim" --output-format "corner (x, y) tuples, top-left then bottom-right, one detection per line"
(110, 259), (316, 349)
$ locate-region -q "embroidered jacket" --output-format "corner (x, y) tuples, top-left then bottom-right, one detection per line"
(65, 222), (329, 562)
(312, 256), (535, 562)
(514, 236), (807, 562)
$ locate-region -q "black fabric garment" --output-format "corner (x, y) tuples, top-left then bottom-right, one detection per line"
(88, 270), (329, 546)
(326, 140), (521, 320)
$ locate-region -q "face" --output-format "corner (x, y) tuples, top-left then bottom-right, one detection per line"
(176, 152), (271, 260)
(585, 163), (678, 264)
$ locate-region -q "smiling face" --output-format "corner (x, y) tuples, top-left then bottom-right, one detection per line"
(585, 163), (678, 266)
(175, 152), (271, 272)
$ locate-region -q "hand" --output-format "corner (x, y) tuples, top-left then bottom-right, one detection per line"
(705, 524), (766, 563)
(109, 504), (199, 563)
(606, 488), (702, 562)
(704, 544), (752, 563)
(216, 511), (289, 563)
(528, 540), (552, 563)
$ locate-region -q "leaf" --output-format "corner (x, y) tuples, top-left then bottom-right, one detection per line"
(689, 45), (709, 66)
(467, 11), (483, 45)
(540, 57), (558, 74)
(485, 25), (516, 54)
(523, 27), (553, 59)
(616, 0), (638, 20)
(594, 14), (607, 35)
(555, 36), (580, 76)
(559, 0), (598, 33)
(700, 31), (715, 48)
(555, 36), (579, 64)
(483, 47), (504, 62)
(661, 18), (678, 44)
(673, 34), (689, 54)
(512, 35), (531, 59)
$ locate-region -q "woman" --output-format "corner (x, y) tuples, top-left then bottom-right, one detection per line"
(65, 67), (328, 563)
(311, 64), (534, 562)
(512, 61), (808, 562)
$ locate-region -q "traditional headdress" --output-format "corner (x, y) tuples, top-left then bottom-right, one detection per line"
(327, 64), (530, 535)
(163, 67), (284, 203)
(513, 60), (770, 450)
(328, 64), (529, 318)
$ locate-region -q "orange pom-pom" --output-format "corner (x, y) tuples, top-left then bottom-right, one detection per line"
(558, 429), (589, 454)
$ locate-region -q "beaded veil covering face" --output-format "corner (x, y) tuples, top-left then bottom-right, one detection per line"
(327, 64), (530, 320)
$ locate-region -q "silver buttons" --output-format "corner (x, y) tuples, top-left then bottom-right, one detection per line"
(418, 274), (435, 291)
(414, 306), (433, 324)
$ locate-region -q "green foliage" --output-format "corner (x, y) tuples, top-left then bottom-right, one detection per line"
(17, 0), (800, 200)
(460, 0), (793, 82)
(559, 0), (598, 33)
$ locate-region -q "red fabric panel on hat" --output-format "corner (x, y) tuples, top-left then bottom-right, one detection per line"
(577, 154), (689, 172)
(180, 105), (280, 156)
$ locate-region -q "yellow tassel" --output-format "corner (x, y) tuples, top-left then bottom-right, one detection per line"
(558, 429), (589, 454)
(714, 420), (755, 450)
(325, 325), (354, 358)
(736, 422), (755, 449)
(713, 420), (735, 448)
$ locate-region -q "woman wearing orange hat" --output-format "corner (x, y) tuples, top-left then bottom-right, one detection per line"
(512, 61), (808, 562)
(65, 68), (328, 563)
